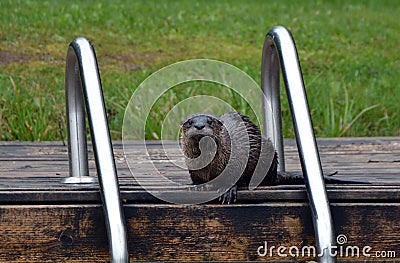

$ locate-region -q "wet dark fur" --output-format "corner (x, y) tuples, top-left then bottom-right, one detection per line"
(181, 112), (277, 193)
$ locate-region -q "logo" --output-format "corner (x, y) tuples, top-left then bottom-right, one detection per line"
(257, 234), (396, 259)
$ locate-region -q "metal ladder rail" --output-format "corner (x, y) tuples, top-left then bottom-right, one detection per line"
(262, 26), (336, 263)
(61, 37), (129, 263)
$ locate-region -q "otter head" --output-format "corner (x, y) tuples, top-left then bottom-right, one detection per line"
(180, 113), (225, 158)
(181, 113), (223, 141)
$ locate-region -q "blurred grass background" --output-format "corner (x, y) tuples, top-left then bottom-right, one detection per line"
(0, 0), (399, 141)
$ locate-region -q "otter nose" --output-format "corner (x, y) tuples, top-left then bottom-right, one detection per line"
(194, 122), (205, 130)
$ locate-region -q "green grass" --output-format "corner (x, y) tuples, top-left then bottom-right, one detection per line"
(1, 0), (399, 141)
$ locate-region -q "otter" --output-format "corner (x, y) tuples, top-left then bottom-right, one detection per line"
(181, 112), (366, 204)
(181, 111), (283, 203)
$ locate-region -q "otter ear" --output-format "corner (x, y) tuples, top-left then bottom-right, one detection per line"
(180, 116), (190, 126)
(180, 117), (192, 126)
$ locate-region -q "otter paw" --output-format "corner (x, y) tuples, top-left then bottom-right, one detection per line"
(219, 185), (238, 204)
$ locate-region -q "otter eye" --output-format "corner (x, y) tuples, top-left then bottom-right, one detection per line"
(207, 119), (213, 126)
(187, 119), (193, 126)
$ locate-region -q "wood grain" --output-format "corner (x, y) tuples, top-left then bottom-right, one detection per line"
(0, 203), (399, 261)
(0, 138), (399, 261)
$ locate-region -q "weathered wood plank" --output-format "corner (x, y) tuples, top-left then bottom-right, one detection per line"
(0, 138), (399, 202)
(0, 205), (108, 262)
(0, 203), (399, 262)
(2, 184), (400, 204)
(0, 138), (399, 261)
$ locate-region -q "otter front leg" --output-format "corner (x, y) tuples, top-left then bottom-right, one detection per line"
(219, 185), (238, 204)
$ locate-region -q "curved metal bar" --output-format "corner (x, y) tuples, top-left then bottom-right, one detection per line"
(261, 26), (336, 262)
(62, 37), (129, 263)
(62, 40), (96, 184)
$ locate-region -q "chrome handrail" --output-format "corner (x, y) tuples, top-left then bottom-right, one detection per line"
(262, 26), (336, 263)
(61, 37), (129, 263)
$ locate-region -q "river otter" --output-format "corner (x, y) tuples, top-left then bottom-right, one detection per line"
(181, 112), (366, 204)
(181, 112), (280, 203)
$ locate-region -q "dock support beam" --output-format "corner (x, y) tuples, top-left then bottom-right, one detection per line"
(262, 26), (336, 263)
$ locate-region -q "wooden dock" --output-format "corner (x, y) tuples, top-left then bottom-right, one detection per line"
(1, 137), (399, 262)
